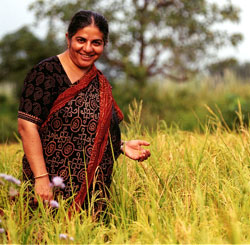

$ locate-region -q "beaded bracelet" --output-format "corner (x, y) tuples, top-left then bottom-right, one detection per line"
(34, 173), (49, 179)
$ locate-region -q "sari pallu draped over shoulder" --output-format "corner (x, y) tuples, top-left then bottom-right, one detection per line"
(41, 64), (123, 211)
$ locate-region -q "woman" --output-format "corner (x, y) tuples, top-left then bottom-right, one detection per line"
(18, 10), (150, 211)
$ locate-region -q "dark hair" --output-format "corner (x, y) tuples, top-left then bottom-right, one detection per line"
(67, 10), (109, 45)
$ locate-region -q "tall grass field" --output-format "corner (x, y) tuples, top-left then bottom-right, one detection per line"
(1, 101), (250, 244)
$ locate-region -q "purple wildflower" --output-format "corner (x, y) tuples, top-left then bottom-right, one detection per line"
(50, 200), (59, 208)
(0, 174), (21, 186)
(0, 228), (4, 234)
(52, 176), (65, 189)
(59, 233), (68, 240)
(0, 174), (7, 179)
(59, 234), (74, 241)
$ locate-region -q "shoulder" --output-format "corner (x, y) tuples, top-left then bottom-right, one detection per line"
(24, 56), (62, 83)
(37, 56), (59, 66)
(32, 56), (61, 73)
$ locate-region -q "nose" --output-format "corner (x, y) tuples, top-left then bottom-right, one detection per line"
(83, 42), (93, 53)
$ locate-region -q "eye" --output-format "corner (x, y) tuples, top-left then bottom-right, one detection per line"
(93, 40), (103, 46)
(76, 38), (86, 43)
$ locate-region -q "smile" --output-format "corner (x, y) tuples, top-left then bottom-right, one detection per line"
(79, 53), (95, 58)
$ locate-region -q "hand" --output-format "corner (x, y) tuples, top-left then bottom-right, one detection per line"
(122, 140), (151, 161)
(34, 176), (53, 203)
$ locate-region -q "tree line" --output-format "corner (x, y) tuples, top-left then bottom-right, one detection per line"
(0, 0), (248, 97)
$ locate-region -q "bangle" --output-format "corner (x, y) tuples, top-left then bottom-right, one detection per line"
(34, 173), (49, 179)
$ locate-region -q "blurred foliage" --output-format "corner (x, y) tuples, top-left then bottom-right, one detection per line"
(0, 0), (248, 143)
(208, 58), (250, 80)
(0, 26), (63, 97)
(28, 0), (242, 85)
(233, 62), (250, 80)
(0, 94), (18, 143)
(208, 58), (238, 77)
(1, 72), (250, 143)
(0, 0), (245, 98)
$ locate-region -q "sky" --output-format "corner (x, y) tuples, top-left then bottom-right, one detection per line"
(0, 0), (249, 63)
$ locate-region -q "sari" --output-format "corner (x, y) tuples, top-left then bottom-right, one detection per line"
(19, 57), (123, 211)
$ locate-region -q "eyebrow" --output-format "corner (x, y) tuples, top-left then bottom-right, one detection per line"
(76, 36), (103, 41)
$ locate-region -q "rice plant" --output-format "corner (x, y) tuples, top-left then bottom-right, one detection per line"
(1, 101), (250, 243)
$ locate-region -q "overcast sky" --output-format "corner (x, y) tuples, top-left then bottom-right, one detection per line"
(0, 0), (249, 63)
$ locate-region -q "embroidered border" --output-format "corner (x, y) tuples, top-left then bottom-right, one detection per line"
(18, 111), (43, 126)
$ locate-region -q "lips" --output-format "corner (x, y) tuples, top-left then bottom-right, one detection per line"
(79, 53), (95, 59)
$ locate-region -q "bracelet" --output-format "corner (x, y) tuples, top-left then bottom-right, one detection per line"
(34, 173), (49, 179)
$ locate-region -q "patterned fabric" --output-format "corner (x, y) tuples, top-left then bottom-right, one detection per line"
(18, 56), (123, 208)
(18, 56), (71, 126)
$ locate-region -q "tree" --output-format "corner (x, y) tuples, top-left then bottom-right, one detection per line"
(233, 62), (250, 80)
(0, 26), (63, 96)
(28, 0), (242, 86)
(208, 59), (250, 80)
(207, 57), (238, 77)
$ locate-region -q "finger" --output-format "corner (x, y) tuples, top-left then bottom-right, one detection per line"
(138, 153), (145, 161)
(44, 192), (53, 201)
(133, 153), (141, 160)
(34, 194), (43, 204)
(139, 156), (147, 162)
(134, 154), (141, 160)
(145, 150), (151, 157)
(141, 149), (149, 157)
(138, 156), (144, 162)
(139, 151), (150, 161)
(138, 140), (150, 146)
(48, 192), (54, 201)
(44, 194), (49, 201)
(39, 192), (50, 202)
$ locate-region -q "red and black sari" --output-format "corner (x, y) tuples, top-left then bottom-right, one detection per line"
(18, 56), (123, 210)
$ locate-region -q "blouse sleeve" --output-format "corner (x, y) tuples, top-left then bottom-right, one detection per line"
(18, 65), (54, 126)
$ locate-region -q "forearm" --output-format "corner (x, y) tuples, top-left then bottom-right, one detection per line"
(18, 119), (47, 177)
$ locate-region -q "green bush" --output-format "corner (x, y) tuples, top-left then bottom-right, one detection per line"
(0, 94), (18, 143)
(113, 74), (250, 132)
(1, 72), (250, 143)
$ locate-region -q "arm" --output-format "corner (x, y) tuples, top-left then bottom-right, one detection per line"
(18, 118), (53, 201)
(121, 140), (151, 161)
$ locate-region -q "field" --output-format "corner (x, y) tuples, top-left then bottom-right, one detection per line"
(1, 103), (250, 244)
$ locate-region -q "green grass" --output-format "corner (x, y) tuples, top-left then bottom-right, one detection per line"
(1, 103), (250, 243)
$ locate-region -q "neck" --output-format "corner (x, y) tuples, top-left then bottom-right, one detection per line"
(65, 50), (90, 74)
(58, 50), (91, 83)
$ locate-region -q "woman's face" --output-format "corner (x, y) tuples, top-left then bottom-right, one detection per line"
(66, 25), (104, 70)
